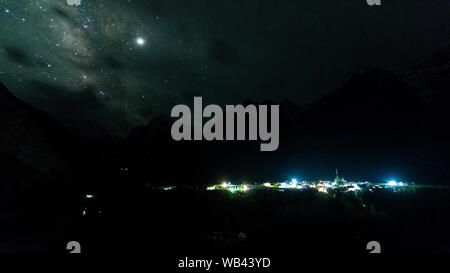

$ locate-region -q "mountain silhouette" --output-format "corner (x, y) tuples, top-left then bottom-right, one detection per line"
(0, 82), (106, 210)
(2, 44), (450, 189)
(114, 47), (450, 185)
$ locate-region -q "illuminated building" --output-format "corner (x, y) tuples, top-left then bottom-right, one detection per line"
(334, 168), (347, 186)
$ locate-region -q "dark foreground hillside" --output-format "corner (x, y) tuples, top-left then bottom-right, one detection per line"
(52, 185), (450, 254)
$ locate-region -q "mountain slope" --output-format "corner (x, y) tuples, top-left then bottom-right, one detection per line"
(0, 82), (99, 205)
(114, 72), (450, 185)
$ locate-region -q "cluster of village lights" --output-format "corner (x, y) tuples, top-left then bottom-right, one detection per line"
(206, 178), (408, 193)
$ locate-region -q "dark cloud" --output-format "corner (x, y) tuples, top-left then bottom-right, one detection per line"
(3, 46), (36, 67)
(101, 55), (126, 70)
(208, 38), (239, 64)
(52, 6), (79, 27)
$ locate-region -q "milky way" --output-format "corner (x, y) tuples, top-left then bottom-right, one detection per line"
(0, 0), (449, 136)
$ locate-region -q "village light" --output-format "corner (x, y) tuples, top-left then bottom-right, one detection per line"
(348, 183), (361, 191)
(387, 180), (397, 186)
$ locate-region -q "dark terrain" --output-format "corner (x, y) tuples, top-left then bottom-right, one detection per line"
(53, 186), (450, 254)
(0, 45), (449, 253)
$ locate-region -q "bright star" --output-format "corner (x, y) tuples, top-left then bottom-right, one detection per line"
(136, 38), (145, 46)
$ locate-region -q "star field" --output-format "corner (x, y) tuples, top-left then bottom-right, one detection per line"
(0, 0), (449, 136)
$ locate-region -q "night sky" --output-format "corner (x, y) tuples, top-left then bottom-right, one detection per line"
(0, 0), (449, 136)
